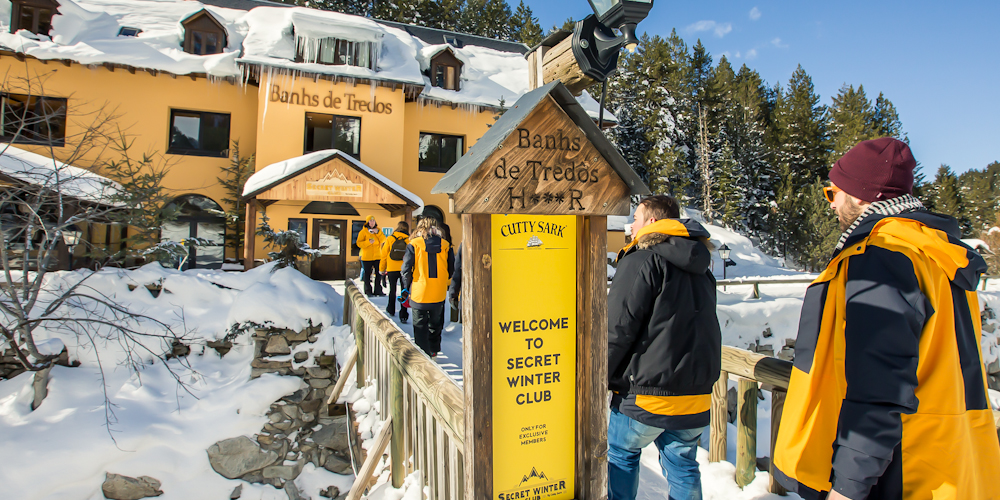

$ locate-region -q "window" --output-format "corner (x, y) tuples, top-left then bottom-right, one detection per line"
(168, 110), (230, 157)
(296, 37), (379, 70)
(304, 113), (360, 158)
(418, 133), (464, 173)
(288, 219), (308, 246)
(350, 220), (365, 257)
(10, 0), (56, 36)
(429, 50), (463, 91)
(181, 10), (227, 56)
(117, 27), (142, 37)
(0, 93), (67, 146)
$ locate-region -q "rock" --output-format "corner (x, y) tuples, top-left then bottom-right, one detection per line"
(312, 416), (350, 453)
(302, 413), (316, 423)
(308, 335), (319, 343)
(726, 387), (737, 424)
(253, 359), (293, 370)
(265, 336), (291, 355)
(988, 374), (1000, 392)
(294, 352), (309, 363)
(784, 338), (796, 348)
(30, 365), (52, 411)
(317, 355), (337, 367)
(761, 327), (772, 338)
(284, 480), (307, 500)
(207, 340), (233, 357)
(165, 341), (190, 360)
(986, 358), (1000, 375)
(756, 345), (774, 357)
(257, 434), (274, 446)
(307, 368), (332, 379)
(269, 412), (284, 423)
(286, 330), (309, 342)
(207, 436), (280, 479)
(262, 463), (302, 481)
(777, 346), (795, 362)
(240, 471), (264, 483)
(309, 378), (332, 389)
(322, 453), (352, 474)
(101, 473), (163, 500)
(230, 484), (243, 499)
(282, 406), (301, 420)
(282, 388), (309, 404)
(319, 486), (341, 498)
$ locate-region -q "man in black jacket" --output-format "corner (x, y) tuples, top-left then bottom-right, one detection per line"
(607, 195), (722, 500)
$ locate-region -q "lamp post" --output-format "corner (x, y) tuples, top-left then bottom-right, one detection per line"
(573, 0), (655, 127)
(62, 228), (81, 270)
(718, 243), (730, 280)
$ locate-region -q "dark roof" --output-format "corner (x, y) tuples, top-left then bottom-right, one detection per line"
(431, 81), (648, 197)
(376, 21), (529, 54)
(199, 0), (528, 55)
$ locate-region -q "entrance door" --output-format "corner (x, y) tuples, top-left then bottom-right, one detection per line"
(311, 219), (347, 280)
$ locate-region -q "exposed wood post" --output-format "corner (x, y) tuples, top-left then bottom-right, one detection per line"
(354, 311), (365, 389)
(390, 359), (405, 488)
(405, 207), (413, 233)
(346, 414), (393, 500)
(753, 283), (760, 299)
(244, 199), (257, 270)
(769, 389), (788, 495)
(710, 370), (729, 462)
(463, 213), (492, 500)
(736, 378), (758, 488)
(326, 347), (357, 414)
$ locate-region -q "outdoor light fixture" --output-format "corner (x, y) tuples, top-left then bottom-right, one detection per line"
(718, 243), (731, 261)
(62, 228), (81, 270)
(573, 0), (654, 82)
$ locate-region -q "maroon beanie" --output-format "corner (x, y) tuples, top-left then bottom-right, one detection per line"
(829, 137), (915, 202)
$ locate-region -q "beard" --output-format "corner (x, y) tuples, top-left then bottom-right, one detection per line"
(837, 196), (866, 231)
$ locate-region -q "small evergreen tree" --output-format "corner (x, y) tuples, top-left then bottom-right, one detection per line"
(511, 1), (543, 47)
(257, 213), (321, 271)
(218, 140), (255, 258)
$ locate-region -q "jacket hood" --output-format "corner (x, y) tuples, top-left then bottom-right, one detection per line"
(618, 219), (713, 274)
(844, 210), (987, 290)
(392, 230), (409, 239)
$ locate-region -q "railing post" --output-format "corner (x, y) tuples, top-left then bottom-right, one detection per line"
(753, 283), (760, 299)
(736, 378), (758, 488)
(390, 359), (405, 488)
(769, 388), (788, 495)
(710, 370), (729, 462)
(354, 311), (365, 389)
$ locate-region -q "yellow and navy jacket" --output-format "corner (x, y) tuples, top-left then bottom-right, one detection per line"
(379, 230), (409, 273)
(401, 228), (454, 309)
(608, 218), (721, 429)
(356, 226), (385, 262)
(773, 211), (1000, 500)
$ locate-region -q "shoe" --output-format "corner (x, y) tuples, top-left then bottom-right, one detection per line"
(430, 353), (437, 359)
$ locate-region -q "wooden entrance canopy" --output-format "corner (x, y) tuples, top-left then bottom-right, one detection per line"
(242, 149), (422, 269)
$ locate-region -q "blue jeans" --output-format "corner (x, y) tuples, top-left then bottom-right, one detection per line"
(608, 406), (704, 500)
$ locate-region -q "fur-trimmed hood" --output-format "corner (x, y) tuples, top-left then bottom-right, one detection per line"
(618, 219), (713, 274)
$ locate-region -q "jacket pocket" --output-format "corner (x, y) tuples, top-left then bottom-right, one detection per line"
(794, 281), (829, 374)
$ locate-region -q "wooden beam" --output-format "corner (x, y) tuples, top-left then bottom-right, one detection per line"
(325, 346), (357, 412)
(541, 36), (595, 96)
(346, 414), (393, 500)
(721, 345), (793, 390)
(463, 213), (492, 499)
(103, 62), (114, 72)
(710, 370), (729, 462)
(243, 199), (257, 270)
(736, 379), (757, 489)
(61, 59), (71, 67)
(769, 389), (788, 495)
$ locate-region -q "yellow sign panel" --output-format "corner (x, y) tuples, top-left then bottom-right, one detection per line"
(305, 170), (364, 197)
(492, 214), (576, 500)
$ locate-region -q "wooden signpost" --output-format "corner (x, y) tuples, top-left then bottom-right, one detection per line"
(432, 81), (648, 500)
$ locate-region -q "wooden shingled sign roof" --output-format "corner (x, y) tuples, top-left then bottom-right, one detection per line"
(431, 80), (648, 216)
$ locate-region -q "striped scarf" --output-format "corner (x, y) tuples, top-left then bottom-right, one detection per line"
(834, 194), (925, 252)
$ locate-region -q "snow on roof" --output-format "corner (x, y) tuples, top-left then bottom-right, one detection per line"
(0, 0), (615, 115)
(0, 143), (121, 204)
(0, 0), (246, 77)
(243, 149), (424, 208)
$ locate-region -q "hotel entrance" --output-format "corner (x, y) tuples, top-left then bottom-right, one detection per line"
(311, 219), (347, 280)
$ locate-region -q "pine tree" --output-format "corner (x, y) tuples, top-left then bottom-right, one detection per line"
(458, 0), (488, 36)
(217, 140), (255, 257)
(958, 161), (1000, 234)
(480, 0), (514, 39)
(799, 179), (841, 271)
(511, 1), (543, 47)
(603, 47), (653, 187)
(729, 65), (777, 249)
(931, 164), (967, 232)
(872, 92), (906, 140)
(827, 84), (876, 162)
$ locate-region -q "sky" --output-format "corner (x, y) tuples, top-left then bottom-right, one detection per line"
(525, 0), (1000, 175)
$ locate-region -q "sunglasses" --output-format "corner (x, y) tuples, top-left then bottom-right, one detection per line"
(822, 186), (841, 203)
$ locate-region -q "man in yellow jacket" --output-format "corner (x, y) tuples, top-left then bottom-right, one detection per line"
(773, 138), (1000, 500)
(380, 221), (410, 323)
(401, 217), (454, 358)
(357, 215), (385, 297)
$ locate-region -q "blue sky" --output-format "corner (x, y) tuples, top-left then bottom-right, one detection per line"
(525, 0), (999, 175)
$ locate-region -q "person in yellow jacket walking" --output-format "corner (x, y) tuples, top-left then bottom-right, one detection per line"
(380, 221), (410, 323)
(773, 138), (1000, 500)
(401, 217), (454, 358)
(357, 215), (385, 297)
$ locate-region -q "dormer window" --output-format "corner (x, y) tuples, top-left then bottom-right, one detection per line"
(295, 37), (379, 70)
(429, 49), (463, 91)
(10, 0), (58, 36)
(181, 9), (227, 56)
(443, 35), (463, 48)
(118, 27), (142, 37)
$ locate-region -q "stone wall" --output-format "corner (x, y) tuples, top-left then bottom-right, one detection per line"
(207, 326), (351, 499)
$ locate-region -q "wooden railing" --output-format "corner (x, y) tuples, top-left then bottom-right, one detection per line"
(715, 275), (999, 297)
(712, 346), (1000, 495)
(342, 280), (465, 499)
(340, 282), (1000, 498)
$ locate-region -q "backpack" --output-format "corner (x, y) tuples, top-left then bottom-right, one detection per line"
(389, 235), (407, 261)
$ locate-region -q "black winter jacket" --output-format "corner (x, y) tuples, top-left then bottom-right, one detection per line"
(608, 219), (722, 399)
